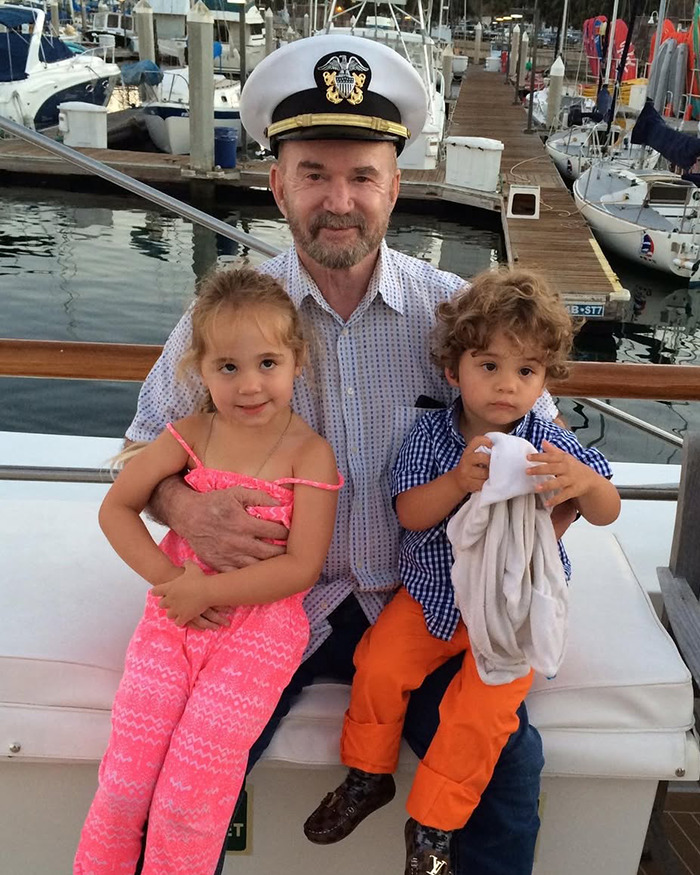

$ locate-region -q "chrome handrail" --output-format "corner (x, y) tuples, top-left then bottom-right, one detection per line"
(579, 398), (684, 448)
(0, 116), (282, 259)
(0, 465), (680, 498)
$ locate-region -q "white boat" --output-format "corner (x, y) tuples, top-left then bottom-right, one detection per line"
(142, 67), (241, 155)
(84, 9), (138, 52)
(154, 0), (265, 74)
(0, 430), (697, 874)
(320, 7), (446, 171)
(573, 164), (700, 278)
(546, 122), (660, 181)
(0, 5), (120, 129)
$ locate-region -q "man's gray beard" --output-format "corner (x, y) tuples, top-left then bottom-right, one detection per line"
(287, 210), (389, 270)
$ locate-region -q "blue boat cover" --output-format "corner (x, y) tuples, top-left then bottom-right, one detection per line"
(121, 59), (163, 87)
(632, 99), (700, 170)
(0, 7), (37, 28)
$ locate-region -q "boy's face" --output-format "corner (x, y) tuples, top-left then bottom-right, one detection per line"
(446, 329), (548, 437)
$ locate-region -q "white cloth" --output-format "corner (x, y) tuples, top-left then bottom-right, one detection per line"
(446, 432), (568, 685)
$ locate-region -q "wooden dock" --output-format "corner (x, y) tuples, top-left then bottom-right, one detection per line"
(449, 66), (628, 317)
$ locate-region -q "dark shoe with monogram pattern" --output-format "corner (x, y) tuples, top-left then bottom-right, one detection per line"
(404, 817), (453, 875)
(303, 768), (396, 844)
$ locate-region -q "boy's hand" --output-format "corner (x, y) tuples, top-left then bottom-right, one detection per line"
(152, 561), (215, 627)
(454, 436), (492, 494)
(526, 440), (600, 508)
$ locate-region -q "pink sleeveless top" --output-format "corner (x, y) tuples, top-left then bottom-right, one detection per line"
(163, 423), (343, 553)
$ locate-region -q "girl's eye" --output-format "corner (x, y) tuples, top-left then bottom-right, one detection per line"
(482, 362), (497, 372)
(520, 367), (534, 377)
(220, 363), (236, 373)
(260, 359), (276, 370)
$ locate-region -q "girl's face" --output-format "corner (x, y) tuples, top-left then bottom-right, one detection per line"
(199, 305), (301, 428)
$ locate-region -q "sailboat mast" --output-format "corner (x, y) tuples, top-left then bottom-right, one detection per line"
(604, 0), (619, 84)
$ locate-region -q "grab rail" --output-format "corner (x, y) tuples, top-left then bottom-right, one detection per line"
(3, 338), (700, 402)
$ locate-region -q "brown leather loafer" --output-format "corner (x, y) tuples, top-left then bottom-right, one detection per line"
(303, 769), (396, 844)
(404, 817), (453, 875)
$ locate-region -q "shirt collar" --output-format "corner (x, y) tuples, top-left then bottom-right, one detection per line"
(448, 399), (534, 444)
(284, 242), (406, 316)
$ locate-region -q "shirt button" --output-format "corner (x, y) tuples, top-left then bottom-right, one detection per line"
(346, 387), (355, 397)
(357, 561), (364, 569)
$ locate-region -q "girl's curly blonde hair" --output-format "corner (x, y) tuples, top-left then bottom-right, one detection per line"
(431, 267), (580, 381)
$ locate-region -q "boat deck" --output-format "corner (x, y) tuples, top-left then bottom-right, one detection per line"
(449, 66), (627, 316)
(640, 787), (700, 874)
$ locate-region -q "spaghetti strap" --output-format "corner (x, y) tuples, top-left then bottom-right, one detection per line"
(275, 472), (345, 491)
(166, 422), (204, 468)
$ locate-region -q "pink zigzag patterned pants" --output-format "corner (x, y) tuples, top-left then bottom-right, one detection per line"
(74, 590), (308, 875)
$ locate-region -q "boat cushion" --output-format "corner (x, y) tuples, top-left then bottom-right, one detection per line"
(0, 473), (696, 781)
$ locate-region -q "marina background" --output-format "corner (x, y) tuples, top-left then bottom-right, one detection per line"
(1, 180), (698, 464)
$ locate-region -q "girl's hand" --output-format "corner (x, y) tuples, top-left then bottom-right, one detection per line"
(526, 440), (600, 508)
(152, 561), (215, 627)
(454, 436), (492, 494)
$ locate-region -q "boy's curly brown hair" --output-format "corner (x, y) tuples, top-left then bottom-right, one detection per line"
(431, 267), (580, 381)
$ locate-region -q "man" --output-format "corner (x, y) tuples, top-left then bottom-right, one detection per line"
(128, 34), (559, 875)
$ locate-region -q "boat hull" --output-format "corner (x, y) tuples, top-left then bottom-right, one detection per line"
(143, 106), (242, 155)
(573, 169), (700, 278)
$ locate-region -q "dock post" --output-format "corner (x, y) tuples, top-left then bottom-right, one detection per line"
(134, 0), (155, 64)
(547, 55), (565, 129)
(473, 21), (481, 66)
(49, 1), (60, 37)
(513, 25), (524, 103)
(265, 6), (274, 56)
(518, 31), (529, 85)
(509, 24), (519, 79)
(80, 0), (87, 35)
(238, 0), (248, 152)
(188, 1), (215, 173)
(526, 3), (539, 133)
(303, 13), (310, 38)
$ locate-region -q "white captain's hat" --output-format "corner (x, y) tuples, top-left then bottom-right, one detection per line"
(240, 34), (428, 156)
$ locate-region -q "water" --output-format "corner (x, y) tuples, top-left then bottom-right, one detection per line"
(1, 180), (698, 463)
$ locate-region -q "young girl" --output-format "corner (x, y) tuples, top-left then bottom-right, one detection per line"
(74, 266), (342, 875)
(304, 268), (620, 874)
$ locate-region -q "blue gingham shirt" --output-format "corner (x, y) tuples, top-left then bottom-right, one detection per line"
(392, 401), (613, 641)
(127, 243), (558, 657)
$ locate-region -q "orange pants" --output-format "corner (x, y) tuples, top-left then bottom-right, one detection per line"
(341, 587), (533, 830)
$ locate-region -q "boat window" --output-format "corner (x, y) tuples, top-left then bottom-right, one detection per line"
(648, 184), (692, 205)
(107, 14), (119, 28)
(124, 16), (132, 30)
(250, 24), (263, 35)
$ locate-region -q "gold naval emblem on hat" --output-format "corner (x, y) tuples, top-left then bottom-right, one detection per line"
(317, 55), (369, 106)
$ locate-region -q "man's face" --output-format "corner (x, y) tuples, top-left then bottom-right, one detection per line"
(269, 139), (401, 270)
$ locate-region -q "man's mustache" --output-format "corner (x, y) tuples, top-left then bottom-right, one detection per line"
(309, 212), (368, 236)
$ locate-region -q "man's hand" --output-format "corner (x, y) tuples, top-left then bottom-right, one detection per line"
(150, 476), (288, 571)
(453, 436), (492, 494)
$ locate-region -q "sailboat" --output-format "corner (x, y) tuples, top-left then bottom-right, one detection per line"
(573, 100), (700, 279)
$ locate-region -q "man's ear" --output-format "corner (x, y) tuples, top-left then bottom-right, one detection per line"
(445, 367), (459, 388)
(269, 163), (287, 218)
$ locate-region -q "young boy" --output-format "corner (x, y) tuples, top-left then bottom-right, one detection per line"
(304, 268), (621, 875)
